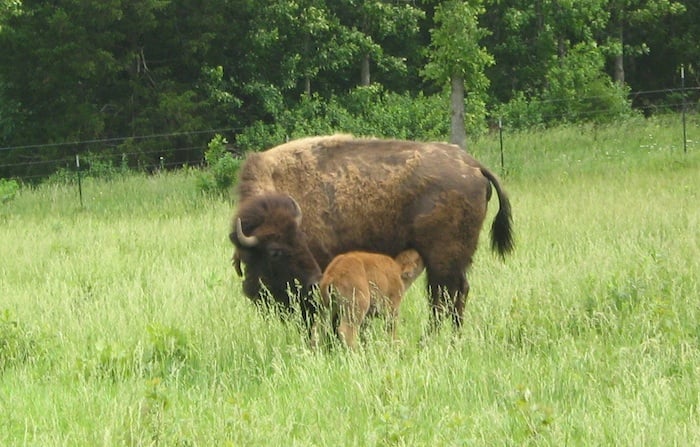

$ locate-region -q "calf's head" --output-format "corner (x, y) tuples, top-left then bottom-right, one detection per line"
(394, 249), (425, 289)
(230, 194), (322, 308)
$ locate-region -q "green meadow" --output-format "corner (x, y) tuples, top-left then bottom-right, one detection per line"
(1, 116), (698, 446)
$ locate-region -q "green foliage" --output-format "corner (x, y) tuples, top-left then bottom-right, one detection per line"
(493, 92), (546, 130)
(543, 42), (634, 124)
(196, 134), (241, 197)
(1, 0), (698, 182)
(234, 121), (289, 152)
(494, 42), (635, 129)
(339, 86), (450, 140)
(200, 65), (242, 110)
(422, 0), (493, 92)
(421, 0), (493, 144)
(235, 86), (452, 151)
(0, 178), (19, 203)
(46, 152), (130, 184)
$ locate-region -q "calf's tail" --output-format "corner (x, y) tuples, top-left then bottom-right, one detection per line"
(319, 282), (332, 308)
(480, 167), (514, 258)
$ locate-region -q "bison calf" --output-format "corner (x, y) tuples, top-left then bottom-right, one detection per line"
(316, 249), (424, 349)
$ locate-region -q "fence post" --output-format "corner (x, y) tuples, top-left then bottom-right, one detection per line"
(681, 65), (687, 154)
(76, 155), (83, 208)
(498, 117), (505, 172)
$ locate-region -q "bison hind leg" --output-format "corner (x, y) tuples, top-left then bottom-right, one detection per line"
(426, 267), (469, 330)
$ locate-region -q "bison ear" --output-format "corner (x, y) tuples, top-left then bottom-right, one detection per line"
(231, 250), (243, 277)
(287, 195), (303, 226)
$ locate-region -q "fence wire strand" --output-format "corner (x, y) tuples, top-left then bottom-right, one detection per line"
(0, 87), (697, 182)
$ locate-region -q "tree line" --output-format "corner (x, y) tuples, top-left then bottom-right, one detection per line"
(1, 0), (698, 180)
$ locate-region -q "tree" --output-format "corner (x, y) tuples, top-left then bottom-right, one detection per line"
(636, 0), (700, 90)
(482, 0), (610, 103)
(422, 0), (493, 149)
(331, 1), (423, 87)
(0, 0), (133, 177)
(246, 0), (353, 99)
(0, 0), (20, 25)
(605, 0), (685, 85)
(0, 0), (248, 178)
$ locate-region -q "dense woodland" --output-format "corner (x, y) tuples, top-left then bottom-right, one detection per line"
(0, 0), (698, 180)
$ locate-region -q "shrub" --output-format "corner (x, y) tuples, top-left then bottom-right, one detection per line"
(235, 86), (457, 151)
(0, 178), (19, 203)
(196, 134), (241, 198)
(493, 91), (546, 130)
(495, 43), (635, 130)
(542, 42), (633, 125)
(46, 152), (131, 184)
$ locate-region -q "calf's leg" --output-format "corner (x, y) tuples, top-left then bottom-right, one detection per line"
(337, 287), (370, 349)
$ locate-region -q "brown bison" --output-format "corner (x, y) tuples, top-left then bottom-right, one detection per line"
(229, 135), (513, 329)
(315, 249), (424, 348)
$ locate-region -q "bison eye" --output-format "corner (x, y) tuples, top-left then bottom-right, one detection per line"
(267, 247), (285, 260)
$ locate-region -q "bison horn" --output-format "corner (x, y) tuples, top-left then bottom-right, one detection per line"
(236, 218), (259, 247)
(289, 196), (303, 226)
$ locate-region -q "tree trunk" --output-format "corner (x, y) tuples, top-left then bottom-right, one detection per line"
(450, 75), (467, 150)
(613, 24), (625, 85)
(613, 53), (624, 85)
(303, 35), (312, 96)
(304, 77), (311, 96)
(361, 53), (371, 86)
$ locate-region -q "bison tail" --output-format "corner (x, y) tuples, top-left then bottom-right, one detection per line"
(480, 168), (514, 258)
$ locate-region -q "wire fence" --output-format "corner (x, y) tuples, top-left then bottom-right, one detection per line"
(1, 85), (698, 184)
(0, 127), (245, 183)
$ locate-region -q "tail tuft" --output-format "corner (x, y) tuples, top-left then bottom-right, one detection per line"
(481, 168), (514, 258)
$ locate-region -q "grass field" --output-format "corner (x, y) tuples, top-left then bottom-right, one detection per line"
(1, 116), (699, 445)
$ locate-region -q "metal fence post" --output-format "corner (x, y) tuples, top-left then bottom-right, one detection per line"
(76, 155), (83, 207)
(681, 65), (687, 154)
(498, 117), (505, 172)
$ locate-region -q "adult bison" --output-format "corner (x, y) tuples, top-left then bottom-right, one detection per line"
(229, 135), (513, 329)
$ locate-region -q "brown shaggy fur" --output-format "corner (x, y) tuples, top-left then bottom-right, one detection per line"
(231, 135), (513, 331)
(316, 250), (424, 349)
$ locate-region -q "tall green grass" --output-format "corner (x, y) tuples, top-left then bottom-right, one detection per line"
(1, 116), (698, 445)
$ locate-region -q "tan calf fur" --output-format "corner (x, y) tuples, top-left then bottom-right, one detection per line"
(317, 249), (424, 348)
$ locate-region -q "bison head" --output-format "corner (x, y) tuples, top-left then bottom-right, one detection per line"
(229, 193), (322, 313)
